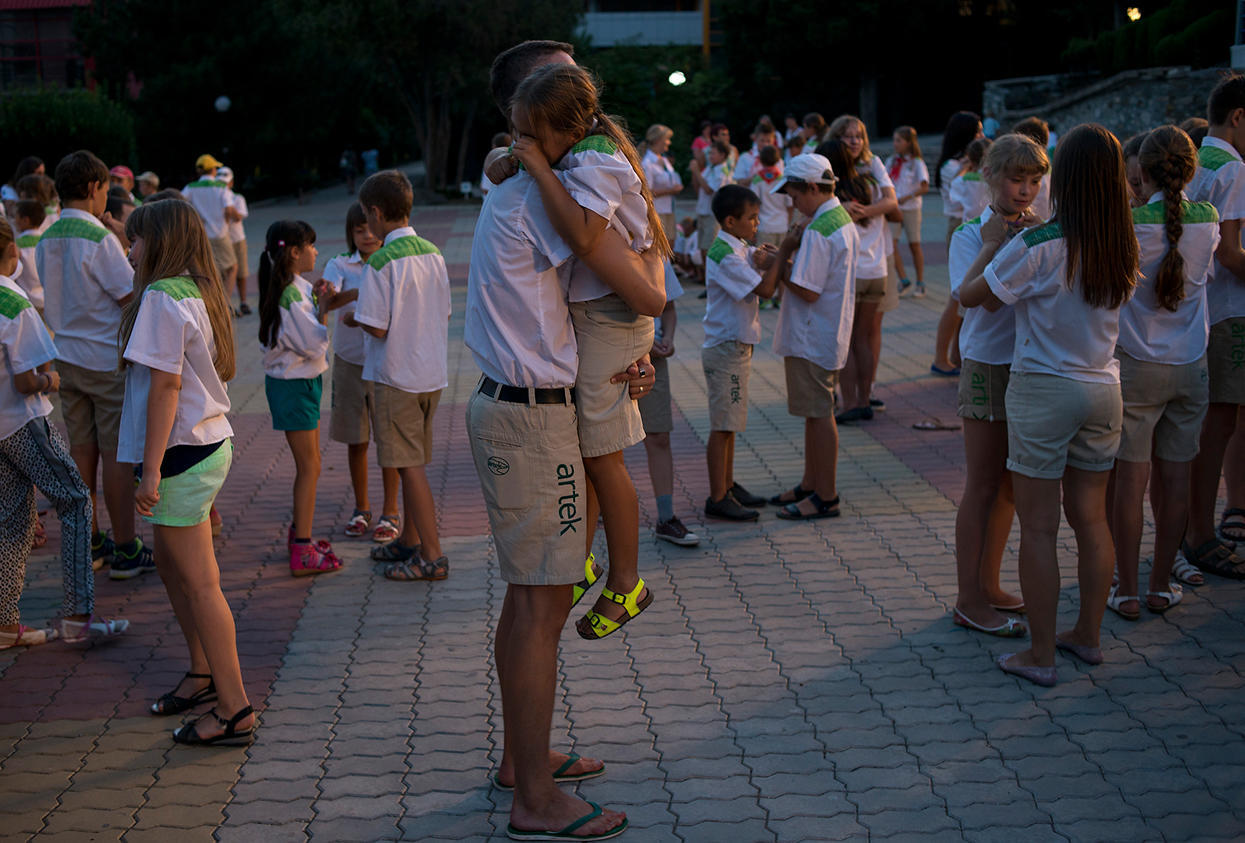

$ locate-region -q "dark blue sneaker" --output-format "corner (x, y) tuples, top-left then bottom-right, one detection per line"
(92, 532), (114, 572)
(109, 538), (155, 580)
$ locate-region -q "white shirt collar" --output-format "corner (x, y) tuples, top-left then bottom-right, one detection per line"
(1145, 190), (1188, 205)
(383, 226), (416, 246)
(347, 250), (363, 264)
(59, 207), (102, 225)
(1203, 135), (1242, 162)
(812, 197), (842, 219)
(718, 230), (747, 252)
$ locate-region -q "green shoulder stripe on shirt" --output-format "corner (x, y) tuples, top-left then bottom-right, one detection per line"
(150, 276), (201, 301)
(279, 284), (304, 310)
(185, 179), (227, 189)
(1132, 200), (1220, 226)
(1199, 145), (1236, 172)
(367, 235), (441, 270)
(706, 238), (732, 264)
(15, 234), (39, 248)
(808, 205), (853, 238)
(0, 285), (32, 318)
(954, 215), (983, 234)
(571, 135), (618, 156)
(40, 217), (107, 244)
(1022, 221), (1063, 248)
(962, 172), (983, 182)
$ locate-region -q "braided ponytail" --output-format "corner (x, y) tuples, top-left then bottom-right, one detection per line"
(1138, 126), (1197, 313)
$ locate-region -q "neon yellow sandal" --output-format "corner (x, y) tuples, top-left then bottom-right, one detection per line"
(571, 553), (604, 609)
(576, 577), (653, 640)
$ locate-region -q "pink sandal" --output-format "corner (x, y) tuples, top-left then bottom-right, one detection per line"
(289, 541), (342, 577)
(372, 515), (400, 543)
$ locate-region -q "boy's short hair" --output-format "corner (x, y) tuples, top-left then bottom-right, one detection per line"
(106, 185), (135, 218)
(17, 173), (55, 205)
(1208, 74), (1245, 126)
(490, 40), (574, 115)
(712, 184), (760, 225)
(491, 132), (513, 148)
(759, 145), (781, 167)
(711, 123), (729, 137)
(54, 150), (109, 202)
(965, 137), (993, 167)
(359, 169), (413, 222)
(14, 199), (45, 229)
(1121, 131), (1149, 160)
(787, 135), (806, 151)
(710, 141), (730, 158)
(1011, 116), (1050, 148)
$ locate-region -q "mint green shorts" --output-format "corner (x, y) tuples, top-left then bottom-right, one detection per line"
(142, 440), (232, 527)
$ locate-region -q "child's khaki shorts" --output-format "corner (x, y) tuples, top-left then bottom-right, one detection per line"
(638, 355), (673, 435)
(702, 340), (752, 431)
(888, 208), (922, 244)
(856, 275), (886, 304)
(209, 236), (237, 274)
(784, 356), (838, 419)
(957, 359), (1010, 422)
(329, 356), (373, 445)
(467, 385), (584, 586)
(1117, 352), (1208, 464)
(372, 384), (440, 468)
(58, 360), (126, 452)
(1005, 371), (1121, 479)
(1207, 317), (1245, 405)
(570, 295), (654, 458)
(697, 214), (720, 252)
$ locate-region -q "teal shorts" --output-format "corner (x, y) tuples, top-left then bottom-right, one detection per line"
(143, 439), (232, 527)
(265, 374), (323, 431)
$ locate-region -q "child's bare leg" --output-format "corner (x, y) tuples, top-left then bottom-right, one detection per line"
(934, 300), (961, 370)
(582, 452), (642, 618)
(707, 430), (732, 501)
(381, 467), (401, 520)
(398, 465), (441, 560)
(910, 242), (925, 284)
(100, 450), (135, 545)
(892, 237), (907, 279)
(285, 430), (320, 539)
(347, 442), (370, 512)
(153, 528), (211, 692)
(583, 475), (599, 557)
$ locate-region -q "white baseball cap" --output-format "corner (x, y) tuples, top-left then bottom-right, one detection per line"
(771, 153), (836, 194)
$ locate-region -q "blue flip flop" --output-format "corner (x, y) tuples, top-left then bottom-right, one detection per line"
(507, 801), (628, 841)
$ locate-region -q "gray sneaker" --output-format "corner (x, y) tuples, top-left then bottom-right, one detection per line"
(705, 495), (759, 522)
(655, 516), (700, 546)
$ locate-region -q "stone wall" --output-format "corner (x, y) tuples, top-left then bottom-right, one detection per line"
(983, 66), (1230, 138)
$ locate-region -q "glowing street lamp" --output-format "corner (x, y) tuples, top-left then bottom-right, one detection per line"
(1126, 7), (1141, 22)
(668, 71), (686, 87)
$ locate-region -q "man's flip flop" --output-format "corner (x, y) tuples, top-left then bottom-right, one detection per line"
(507, 801), (628, 841)
(913, 417), (961, 431)
(492, 754), (605, 791)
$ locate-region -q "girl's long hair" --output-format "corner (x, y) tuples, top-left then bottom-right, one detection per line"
(120, 200), (236, 381)
(1138, 125), (1198, 312)
(1051, 124), (1138, 309)
(816, 139), (872, 226)
(345, 202), (367, 255)
(936, 111), (981, 188)
(258, 220), (316, 348)
(512, 63), (671, 258)
(828, 114), (873, 166)
(893, 126), (922, 160)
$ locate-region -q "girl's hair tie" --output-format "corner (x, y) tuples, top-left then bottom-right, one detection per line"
(276, 239), (286, 248)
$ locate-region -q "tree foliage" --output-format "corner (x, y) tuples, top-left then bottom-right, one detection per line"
(0, 88), (135, 176)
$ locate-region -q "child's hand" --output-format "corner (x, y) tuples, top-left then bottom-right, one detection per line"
(751, 243), (778, 271)
(135, 472), (160, 517)
(980, 213), (1011, 248)
(781, 225), (805, 253)
(485, 150), (520, 185)
(342, 311), (359, 328)
(651, 338), (674, 358)
(844, 200), (868, 221)
(510, 137), (550, 176)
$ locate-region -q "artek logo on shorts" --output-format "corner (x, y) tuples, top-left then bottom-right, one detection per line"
(557, 463), (581, 535)
(487, 456), (510, 475)
(1232, 323), (1244, 371)
(730, 373), (741, 404)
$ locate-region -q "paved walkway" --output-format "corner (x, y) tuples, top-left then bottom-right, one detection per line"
(2, 182), (1244, 842)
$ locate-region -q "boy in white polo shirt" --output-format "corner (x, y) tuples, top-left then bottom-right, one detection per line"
(702, 184), (780, 521)
(36, 149), (152, 578)
(13, 200), (44, 311)
(693, 141), (734, 278)
(183, 154), (239, 302)
(768, 153), (859, 519)
(354, 170), (452, 582)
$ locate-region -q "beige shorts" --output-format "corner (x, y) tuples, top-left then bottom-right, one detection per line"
(697, 214), (720, 252)
(209, 236), (237, 273)
(232, 239), (248, 282)
(57, 360), (125, 452)
(1117, 351), (1208, 463)
(784, 356), (838, 418)
(856, 275), (885, 304)
(329, 356), (373, 445)
(371, 383), (440, 468)
(466, 387), (585, 586)
(889, 208), (922, 244)
(638, 354), (673, 435)
(1207, 318), (1245, 405)
(658, 212), (676, 242)
(879, 255), (900, 314)
(570, 295), (654, 458)
(1005, 371), (1122, 479)
(957, 359), (1010, 422)
(702, 341), (752, 431)
(945, 216), (962, 246)
(756, 231), (785, 248)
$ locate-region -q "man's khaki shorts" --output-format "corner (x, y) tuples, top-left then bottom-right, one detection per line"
(329, 355), (373, 445)
(371, 383), (440, 468)
(467, 386), (585, 586)
(1005, 371), (1122, 479)
(957, 359), (1010, 422)
(570, 295), (654, 458)
(209, 236), (237, 273)
(888, 208), (922, 244)
(784, 356), (838, 419)
(856, 275), (886, 304)
(638, 354), (673, 435)
(697, 214), (720, 252)
(702, 340), (752, 432)
(1207, 317), (1245, 405)
(57, 360), (126, 452)
(1117, 352), (1208, 464)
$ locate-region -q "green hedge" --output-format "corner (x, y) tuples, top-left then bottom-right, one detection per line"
(0, 88), (136, 177)
(1062, 1), (1232, 74)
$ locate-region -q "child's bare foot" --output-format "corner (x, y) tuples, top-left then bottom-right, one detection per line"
(985, 588), (1024, 611)
(494, 750), (604, 789)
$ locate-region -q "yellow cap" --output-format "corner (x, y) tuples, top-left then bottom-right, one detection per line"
(195, 154), (223, 172)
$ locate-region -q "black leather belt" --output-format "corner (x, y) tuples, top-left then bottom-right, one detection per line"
(479, 376), (575, 405)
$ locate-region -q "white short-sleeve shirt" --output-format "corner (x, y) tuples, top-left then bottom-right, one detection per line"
(703, 230), (762, 348)
(14, 229), (42, 309)
(949, 173), (990, 223)
(0, 276), (55, 440)
(887, 156), (930, 211)
(695, 161), (732, 216)
(117, 277), (233, 464)
(355, 226), (451, 394)
(182, 176), (237, 240)
(773, 197), (859, 371)
(984, 222), (1124, 384)
(261, 274), (330, 379)
(1118, 193), (1219, 365)
(322, 251), (368, 366)
(465, 172), (578, 388)
(227, 194), (248, 244)
(642, 149), (683, 216)
(1031, 174), (1052, 221)
(854, 182), (890, 279)
(753, 166), (792, 234)
(1187, 137), (1245, 325)
(939, 157), (962, 209)
(34, 207), (134, 371)
(949, 208), (1016, 365)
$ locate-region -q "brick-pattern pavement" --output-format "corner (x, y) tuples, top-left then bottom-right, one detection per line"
(2, 183), (1243, 842)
